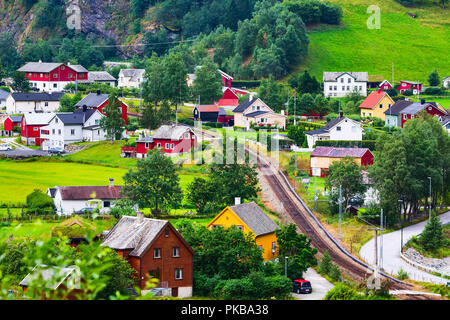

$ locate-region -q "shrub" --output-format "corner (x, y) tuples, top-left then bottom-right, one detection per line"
(397, 268), (409, 280)
(319, 251), (332, 275)
(329, 264), (342, 282)
(324, 283), (362, 300)
(26, 189), (55, 213)
(423, 87), (443, 95)
(403, 89), (413, 96)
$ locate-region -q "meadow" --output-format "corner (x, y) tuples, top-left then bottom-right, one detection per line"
(294, 0), (450, 84)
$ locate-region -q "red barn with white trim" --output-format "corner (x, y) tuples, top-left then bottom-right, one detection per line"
(21, 113), (54, 146)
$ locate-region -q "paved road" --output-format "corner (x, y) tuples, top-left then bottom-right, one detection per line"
(0, 137), (49, 157)
(292, 268), (334, 300)
(360, 211), (450, 284)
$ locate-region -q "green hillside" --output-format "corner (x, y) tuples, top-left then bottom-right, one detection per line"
(295, 0), (449, 83)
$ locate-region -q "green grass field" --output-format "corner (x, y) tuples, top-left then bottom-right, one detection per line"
(293, 0), (450, 83)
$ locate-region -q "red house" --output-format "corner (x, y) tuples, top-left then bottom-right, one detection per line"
(21, 113), (54, 146)
(218, 87), (240, 107)
(75, 92), (128, 125)
(399, 100), (447, 128)
(379, 80), (392, 91)
(3, 115), (22, 136)
(398, 81), (422, 95)
(17, 61), (88, 93)
(102, 213), (194, 297)
(122, 125), (197, 158)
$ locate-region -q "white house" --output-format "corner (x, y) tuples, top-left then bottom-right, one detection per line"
(6, 92), (63, 114)
(40, 108), (106, 151)
(232, 97), (286, 130)
(323, 72), (368, 98)
(117, 69), (145, 89)
(47, 178), (128, 215)
(0, 89), (9, 109)
(439, 115), (450, 134)
(305, 113), (363, 149)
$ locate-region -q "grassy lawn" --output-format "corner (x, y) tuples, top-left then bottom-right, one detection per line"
(0, 159), (128, 205)
(0, 218), (117, 242)
(293, 0), (450, 84)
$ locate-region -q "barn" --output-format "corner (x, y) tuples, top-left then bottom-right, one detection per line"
(75, 92), (128, 125)
(310, 146), (374, 177)
(3, 115), (22, 136)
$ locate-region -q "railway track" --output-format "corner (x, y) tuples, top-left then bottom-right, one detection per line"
(255, 156), (413, 290)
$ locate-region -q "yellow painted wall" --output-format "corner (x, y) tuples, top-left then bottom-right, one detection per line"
(206, 207), (278, 261)
(360, 94), (394, 120)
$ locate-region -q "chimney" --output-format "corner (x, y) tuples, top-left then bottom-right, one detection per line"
(339, 111), (343, 118)
(136, 211), (144, 222)
(97, 90), (101, 95)
(421, 99), (425, 105)
(82, 105), (87, 112)
(109, 178), (114, 187)
(235, 197), (241, 205)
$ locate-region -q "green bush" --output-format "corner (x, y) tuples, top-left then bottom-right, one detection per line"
(397, 268), (409, 280)
(26, 189), (55, 213)
(324, 283), (362, 300)
(319, 251), (332, 275)
(423, 87), (443, 95)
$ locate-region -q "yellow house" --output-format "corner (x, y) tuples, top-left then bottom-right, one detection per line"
(359, 90), (394, 120)
(206, 201), (280, 261)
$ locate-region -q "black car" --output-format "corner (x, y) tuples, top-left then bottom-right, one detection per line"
(48, 149), (65, 155)
(292, 279), (312, 294)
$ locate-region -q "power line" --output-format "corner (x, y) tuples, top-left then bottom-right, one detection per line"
(48, 39), (196, 48)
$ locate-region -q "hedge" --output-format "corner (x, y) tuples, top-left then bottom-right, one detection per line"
(314, 140), (377, 151)
(231, 80), (261, 88)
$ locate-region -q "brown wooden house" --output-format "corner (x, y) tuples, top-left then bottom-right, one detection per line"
(101, 213), (194, 298)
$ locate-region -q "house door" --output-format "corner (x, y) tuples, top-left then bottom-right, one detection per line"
(172, 287), (178, 297)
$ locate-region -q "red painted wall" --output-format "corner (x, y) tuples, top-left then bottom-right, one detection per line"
(400, 105), (446, 128)
(24, 64), (87, 82)
(4, 118), (20, 131)
(136, 132), (197, 155)
(398, 81), (422, 93)
(96, 100), (128, 125)
(361, 150), (374, 166)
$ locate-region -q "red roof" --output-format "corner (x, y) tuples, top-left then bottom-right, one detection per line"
(196, 105), (220, 112)
(359, 90), (386, 110)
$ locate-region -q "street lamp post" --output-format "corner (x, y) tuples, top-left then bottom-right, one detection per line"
(285, 256), (289, 277)
(398, 199), (404, 251)
(428, 177), (432, 221)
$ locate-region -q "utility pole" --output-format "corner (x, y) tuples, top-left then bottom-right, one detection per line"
(294, 151), (298, 189)
(293, 88), (297, 126)
(398, 199), (404, 251)
(338, 185), (343, 242)
(369, 227), (378, 269)
(285, 256), (288, 277)
(380, 208), (383, 270)
(428, 176), (432, 221)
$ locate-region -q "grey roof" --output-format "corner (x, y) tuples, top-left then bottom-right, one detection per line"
(305, 115), (348, 136)
(120, 69), (145, 82)
(233, 96), (256, 113)
(101, 216), (168, 257)
(19, 264), (77, 289)
(0, 89), (9, 100)
(68, 64), (88, 73)
(56, 109), (96, 125)
(137, 136), (154, 143)
(245, 111), (268, 118)
(11, 92), (63, 102)
(400, 102), (437, 115)
(48, 188), (57, 198)
(152, 125), (193, 140)
(8, 115), (22, 123)
(384, 99), (413, 115)
(323, 72), (368, 82)
(228, 202), (280, 237)
(440, 115), (450, 126)
(75, 93), (109, 108)
(18, 62), (62, 73)
(88, 71), (116, 82)
(305, 128), (327, 136)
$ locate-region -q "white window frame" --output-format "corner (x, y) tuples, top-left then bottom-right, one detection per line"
(172, 247), (180, 258)
(154, 248), (161, 259)
(175, 268), (183, 280)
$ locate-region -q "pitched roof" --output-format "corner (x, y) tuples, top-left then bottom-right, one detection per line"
(384, 99), (413, 115)
(440, 115), (450, 126)
(400, 80), (422, 84)
(57, 185), (125, 200)
(56, 109), (96, 125)
(152, 125), (193, 140)
(68, 64), (88, 73)
(8, 115), (22, 123)
(102, 216), (194, 257)
(305, 116), (351, 136)
(23, 112), (55, 125)
(19, 264), (77, 289)
(0, 89), (9, 100)
(233, 96), (256, 113)
(196, 105), (220, 113)
(218, 69), (233, 80)
(323, 72), (368, 82)
(400, 102), (443, 115)
(87, 71), (116, 82)
(311, 146), (371, 158)
(227, 202), (280, 237)
(18, 62), (63, 73)
(359, 90), (388, 110)
(11, 92), (64, 101)
(75, 92), (109, 108)
(245, 111), (268, 117)
(120, 69), (145, 82)
(368, 75), (384, 82)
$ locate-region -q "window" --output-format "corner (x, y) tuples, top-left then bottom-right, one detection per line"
(272, 242), (276, 253)
(70, 129), (75, 135)
(236, 226), (243, 231)
(157, 143), (161, 148)
(154, 248), (161, 259)
(184, 133), (189, 139)
(52, 129), (55, 134)
(45, 102), (49, 107)
(40, 73), (43, 78)
(175, 268), (183, 280)
(352, 126), (356, 132)
(170, 143), (174, 150)
(347, 86), (350, 91)
(58, 129), (61, 135)
(104, 201), (110, 208)
(165, 229), (169, 237)
(55, 118), (58, 123)
(61, 66), (65, 70)
(252, 106), (255, 111)
(362, 112), (365, 117)
(403, 114), (407, 120)
(95, 119), (99, 125)
(68, 73), (73, 78)
(165, 143), (169, 149)
(379, 104), (383, 109)
(256, 106), (260, 110)
(329, 86), (332, 91)
(342, 86), (345, 91)
(359, 86), (362, 90)
(348, 78), (351, 83)
(336, 126), (341, 131)
(33, 127), (38, 131)
(145, 142), (149, 149)
(53, 74), (58, 78)
(172, 247), (180, 257)
(53, 83), (57, 88)
(340, 78), (344, 83)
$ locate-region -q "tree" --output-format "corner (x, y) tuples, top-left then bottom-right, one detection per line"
(58, 93), (81, 113)
(295, 70), (321, 94)
(11, 71), (31, 92)
(26, 189), (55, 213)
(99, 92), (125, 142)
(186, 177), (217, 214)
(419, 212), (445, 252)
(287, 125), (305, 146)
(0, 32), (23, 74)
(428, 69), (440, 87)
(319, 250), (332, 275)
(122, 149), (183, 215)
(276, 223), (318, 280)
(258, 75), (285, 112)
(326, 156), (367, 210)
(162, 52), (189, 116)
(192, 58), (223, 104)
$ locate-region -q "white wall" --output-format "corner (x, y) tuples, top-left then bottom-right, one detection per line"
(324, 74), (367, 98)
(328, 118), (362, 141)
(6, 97), (60, 114)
